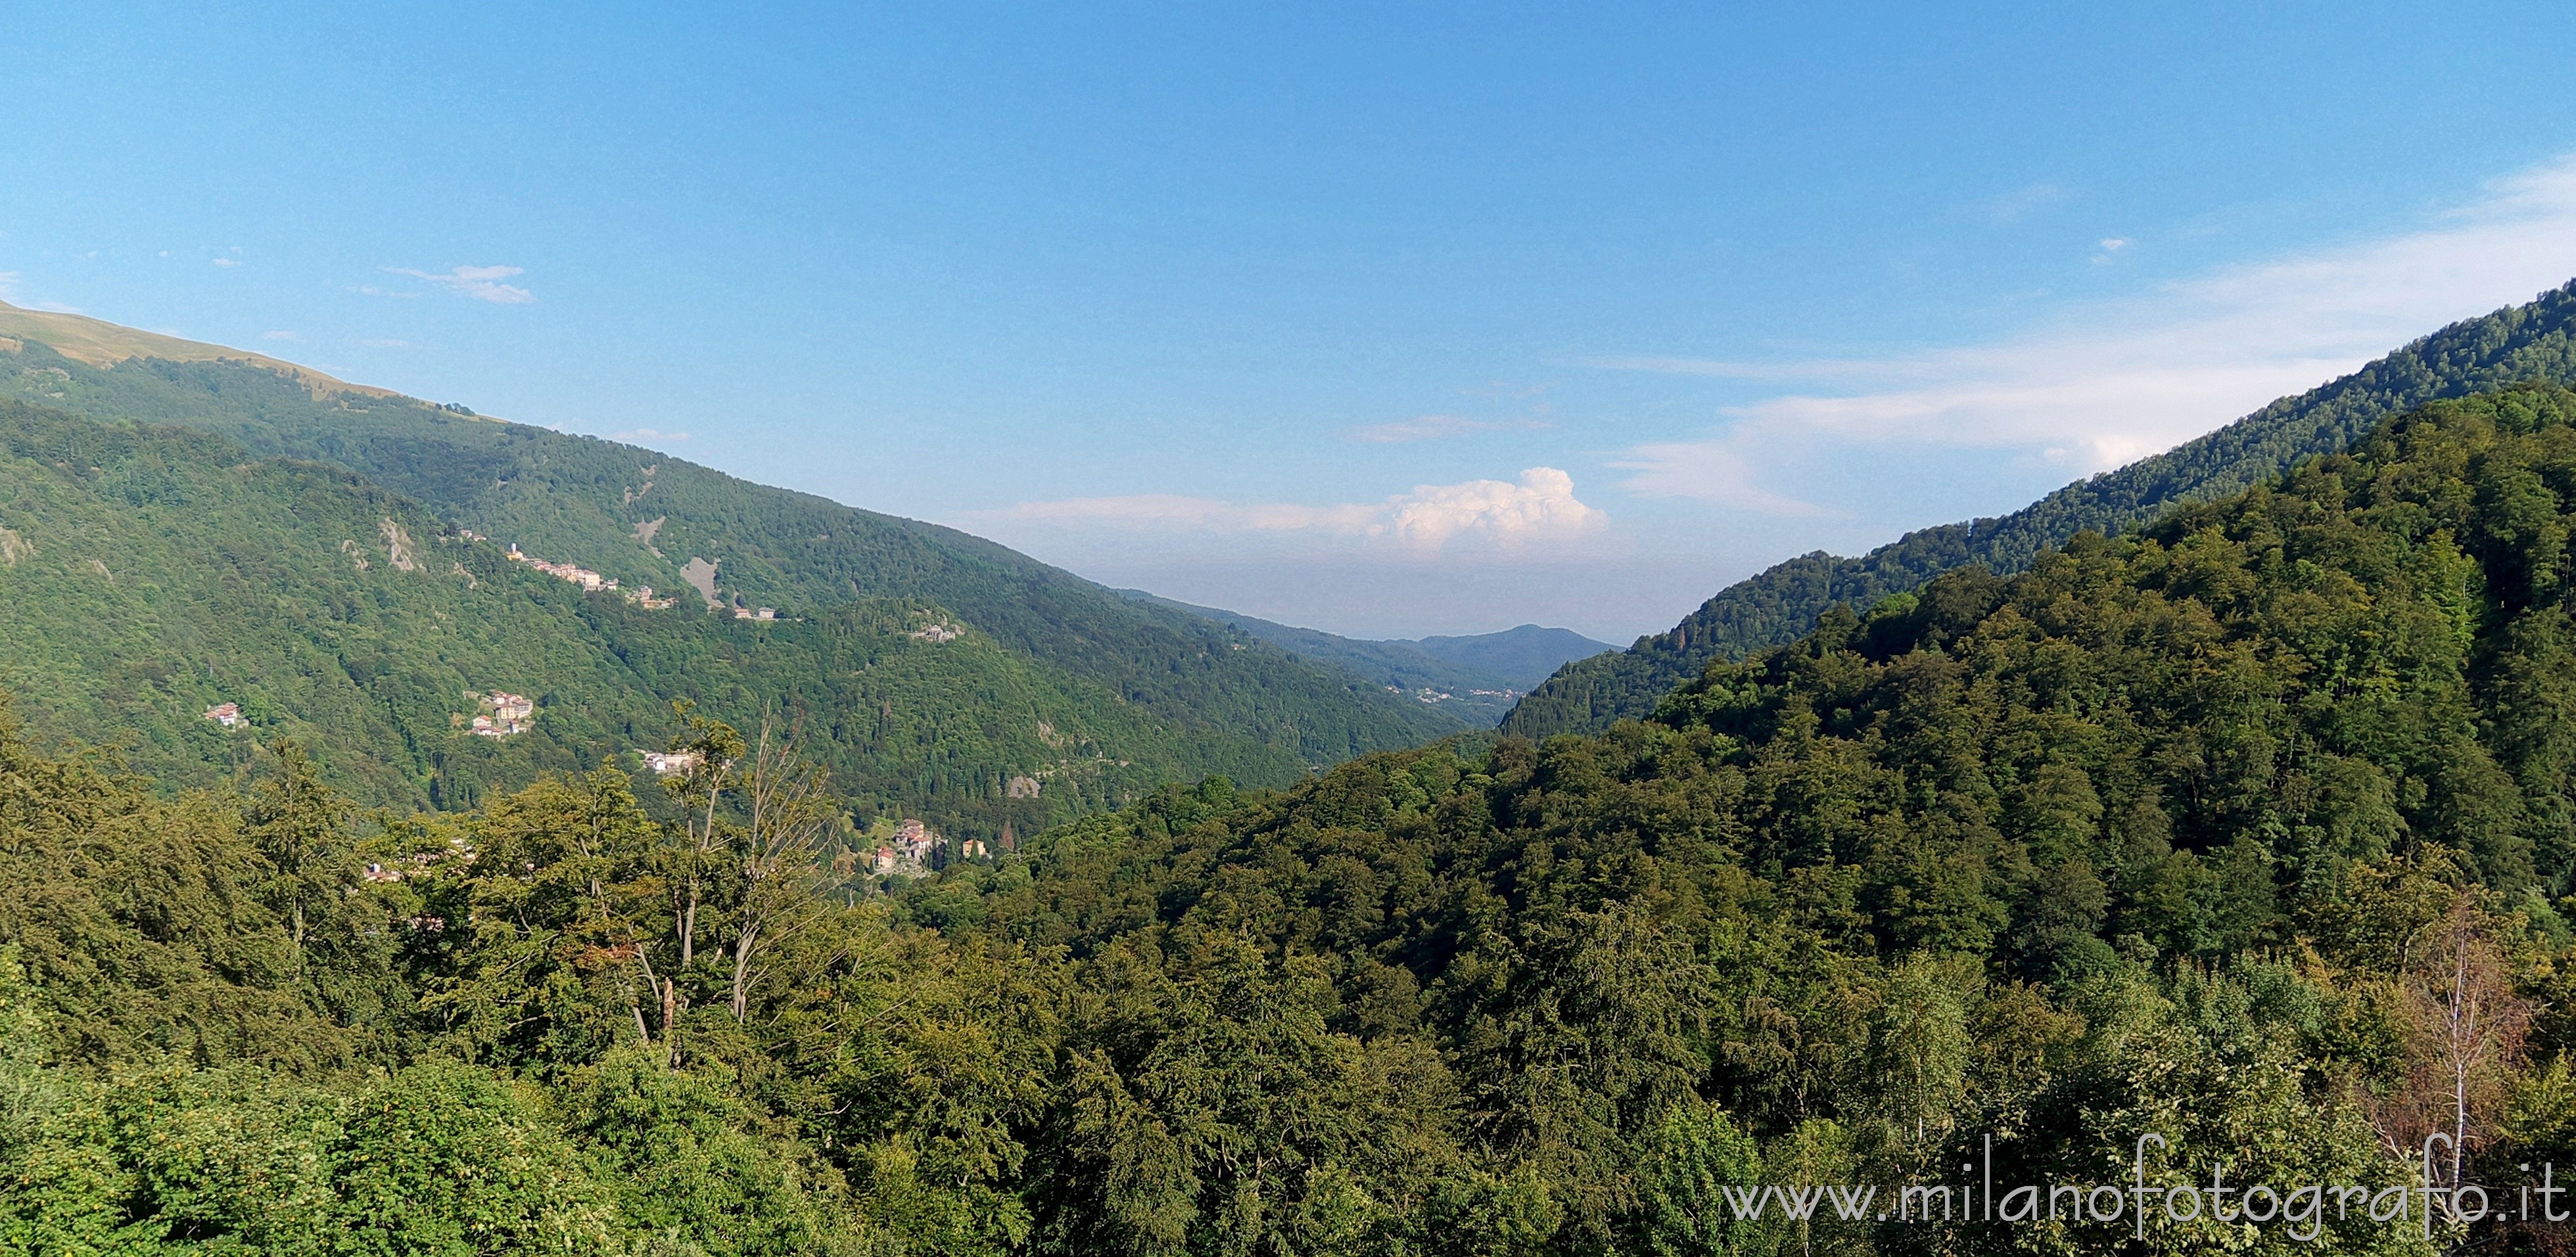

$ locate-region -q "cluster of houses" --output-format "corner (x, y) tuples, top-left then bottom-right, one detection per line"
(202, 702), (243, 727)
(507, 543), (676, 609)
(734, 605), (778, 620)
(469, 691), (534, 737)
(850, 813), (999, 875)
(864, 819), (942, 874)
(640, 749), (701, 775)
(509, 543), (611, 590)
(856, 818), (996, 874)
(1386, 685), (1458, 704)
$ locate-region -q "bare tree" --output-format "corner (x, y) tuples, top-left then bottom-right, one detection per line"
(727, 724), (835, 1021)
(2369, 896), (2531, 1191)
(2424, 899), (2530, 1189)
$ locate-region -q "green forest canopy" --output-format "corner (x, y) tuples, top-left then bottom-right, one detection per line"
(18, 386), (2576, 1252)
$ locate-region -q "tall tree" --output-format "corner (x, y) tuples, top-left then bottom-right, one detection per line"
(242, 741), (354, 976)
(726, 723), (835, 1023)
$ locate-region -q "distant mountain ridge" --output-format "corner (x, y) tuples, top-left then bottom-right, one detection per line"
(1502, 279), (2576, 739)
(1118, 592), (1611, 723)
(1406, 624), (1612, 690)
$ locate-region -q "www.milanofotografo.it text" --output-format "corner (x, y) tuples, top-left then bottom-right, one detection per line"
(1721, 1135), (2576, 1243)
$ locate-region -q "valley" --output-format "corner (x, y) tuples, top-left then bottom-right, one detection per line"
(12, 282), (2576, 1257)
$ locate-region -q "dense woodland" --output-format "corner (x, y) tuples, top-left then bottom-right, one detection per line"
(1506, 279), (2576, 741)
(16, 385), (2576, 1252)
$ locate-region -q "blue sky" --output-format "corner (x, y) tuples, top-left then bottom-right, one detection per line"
(9, 3), (2576, 640)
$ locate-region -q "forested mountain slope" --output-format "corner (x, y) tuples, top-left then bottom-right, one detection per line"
(1504, 279), (2576, 739)
(0, 304), (1467, 780)
(937, 383), (2576, 1251)
(18, 385), (2576, 1255)
(0, 396), (1441, 834)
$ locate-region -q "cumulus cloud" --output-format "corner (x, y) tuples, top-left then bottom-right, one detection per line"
(1603, 152), (2576, 486)
(993, 468), (1605, 551)
(210, 257), (241, 268)
(383, 264), (535, 304)
(1345, 414), (1551, 443)
(1384, 468), (1606, 546)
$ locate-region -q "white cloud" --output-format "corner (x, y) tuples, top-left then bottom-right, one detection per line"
(608, 428), (691, 443)
(1384, 467), (1606, 547)
(1611, 438), (1825, 515)
(210, 257), (241, 268)
(383, 264), (536, 304)
(1603, 152), (2576, 480)
(992, 468), (1606, 551)
(1345, 413), (1549, 443)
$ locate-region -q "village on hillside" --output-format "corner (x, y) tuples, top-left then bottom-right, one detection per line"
(460, 690), (534, 737)
(850, 817), (992, 877)
(507, 543), (678, 609)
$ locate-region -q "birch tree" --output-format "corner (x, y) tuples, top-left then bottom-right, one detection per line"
(726, 724), (834, 1022)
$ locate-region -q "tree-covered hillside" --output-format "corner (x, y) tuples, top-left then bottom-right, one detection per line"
(0, 397), (1449, 837)
(1504, 279), (2576, 739)
(0, 315), (1474, 771)
(17, 386), (2576, 1254)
